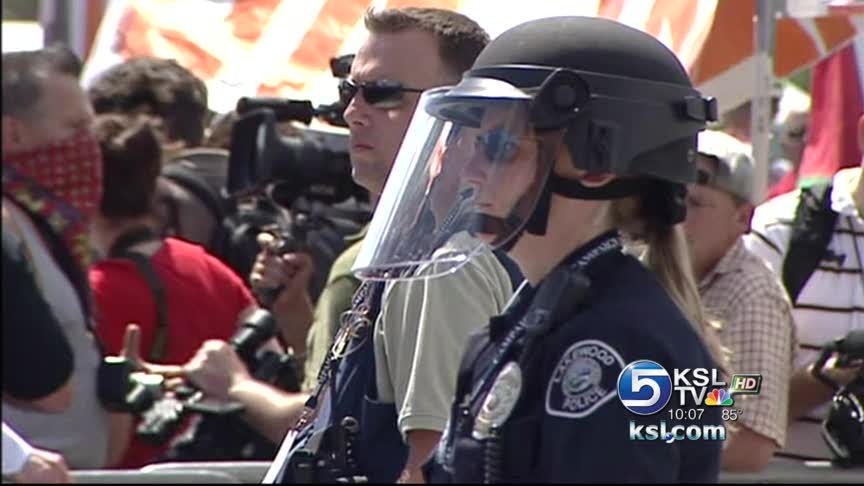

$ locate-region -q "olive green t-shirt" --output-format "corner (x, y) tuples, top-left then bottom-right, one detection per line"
(373, 232), (514, 437)
(301, 229), (366, 391)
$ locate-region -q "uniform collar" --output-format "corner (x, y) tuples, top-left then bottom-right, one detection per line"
(489, 281), (536, 340)
(488, 231), (621, 340)
(561, 230), (624, 276)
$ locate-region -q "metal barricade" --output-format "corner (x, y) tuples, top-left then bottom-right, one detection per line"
(41, 457), (863, 484)
(141, 461), (270, 483)
(70, 469), (241, 483)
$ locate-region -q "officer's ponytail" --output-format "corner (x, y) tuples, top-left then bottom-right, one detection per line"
(614, 198), (729, 372)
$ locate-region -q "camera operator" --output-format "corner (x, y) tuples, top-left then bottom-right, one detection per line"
(88, 58), (355, 300)
(745, 113), (864, 460)
(88, 113), (259, 468)
(175, 9), (518, 483)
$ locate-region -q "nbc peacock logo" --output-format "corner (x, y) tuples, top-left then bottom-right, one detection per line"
(704, 389), (734, 407)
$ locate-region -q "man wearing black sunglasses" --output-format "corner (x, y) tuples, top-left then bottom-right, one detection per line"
(261, 7), (514, 483)
(177, 7), (508, 484)
(338, 19), (480, 198)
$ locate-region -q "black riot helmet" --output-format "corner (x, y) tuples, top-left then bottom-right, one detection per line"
(352, 17), (717, 281)
(466, 16), (717, 184)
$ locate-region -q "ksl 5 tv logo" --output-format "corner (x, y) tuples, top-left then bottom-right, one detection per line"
(616, 360), (761, 415)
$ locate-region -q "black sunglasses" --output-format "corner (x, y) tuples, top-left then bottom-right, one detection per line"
(338, 78), (424, 109)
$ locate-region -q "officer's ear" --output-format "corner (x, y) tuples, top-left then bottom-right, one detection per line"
(577, 172), (616, 188)
(553, 148), (616, 187)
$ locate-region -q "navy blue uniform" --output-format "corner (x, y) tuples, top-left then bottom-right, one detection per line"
(426, 232), (722, 483)
(268, 281), (408, 483)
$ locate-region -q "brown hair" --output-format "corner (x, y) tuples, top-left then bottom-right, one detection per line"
(88, 57), (209, 147)
(364, 7), (489, 79)
(94, 114), (164, 220)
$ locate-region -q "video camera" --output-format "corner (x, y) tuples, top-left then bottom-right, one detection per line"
(98, 309), (300, 447)
(226, 108), (365, 206)
(232, 53), (354, 130)
(811, 329), (864, 468)
(224, 53), (371, 305)
(225, 53), (365, 207)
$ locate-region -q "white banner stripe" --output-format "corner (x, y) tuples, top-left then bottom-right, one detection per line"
(678, 0), (719, 67)
(797, 18), (829, 56)
(617, 0), (657, 30)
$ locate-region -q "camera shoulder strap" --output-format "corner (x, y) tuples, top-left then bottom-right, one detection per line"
(109, 227), (170, 363)
(782, 183), (838, 304)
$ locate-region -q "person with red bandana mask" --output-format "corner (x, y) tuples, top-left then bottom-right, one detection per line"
(1, 45), (112, 469)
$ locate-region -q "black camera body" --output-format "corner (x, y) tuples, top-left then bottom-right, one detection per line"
(812, 330), (864, 468)
(226, 52), (364, 206)
(98, 308), (301, 452)
(225, 105), (367, 207)
(225, 90), (372, 307)
(98, 356), (167, 415)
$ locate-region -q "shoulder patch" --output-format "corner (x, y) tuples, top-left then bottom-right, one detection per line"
(545, 339), (625, 419)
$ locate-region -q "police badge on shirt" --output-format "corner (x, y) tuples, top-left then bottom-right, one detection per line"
(545, 340), (625, 419)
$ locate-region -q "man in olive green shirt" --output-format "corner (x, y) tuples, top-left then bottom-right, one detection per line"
(180, 8), (506, 482)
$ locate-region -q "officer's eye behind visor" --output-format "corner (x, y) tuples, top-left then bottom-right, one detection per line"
(475, 128), (522, 163)
(339, 78), (424, 109)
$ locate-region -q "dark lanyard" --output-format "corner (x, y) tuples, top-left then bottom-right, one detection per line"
(292, 280), (382, 433)
(466, 233), (622, 412)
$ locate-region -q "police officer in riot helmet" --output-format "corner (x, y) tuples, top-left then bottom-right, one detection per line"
(352, 17), (726, 482)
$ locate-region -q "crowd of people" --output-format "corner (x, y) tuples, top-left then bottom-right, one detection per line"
(2, 6), (862, 484)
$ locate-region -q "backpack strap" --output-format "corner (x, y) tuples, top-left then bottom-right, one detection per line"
(161, 163), (229, 255)
(782, 184), (840, 304)
(109, 228), (170, 363)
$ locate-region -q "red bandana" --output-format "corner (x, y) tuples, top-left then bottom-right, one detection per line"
(3, 132), (103, 272)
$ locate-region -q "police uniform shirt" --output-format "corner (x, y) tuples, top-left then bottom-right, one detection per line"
(268, 232), (512, 483)
(429, 231), (723, 483)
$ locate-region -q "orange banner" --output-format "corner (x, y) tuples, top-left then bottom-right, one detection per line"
(82, 0), (863, 114)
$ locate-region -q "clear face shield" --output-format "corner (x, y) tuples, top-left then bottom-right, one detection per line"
(352, 77), (564, 280)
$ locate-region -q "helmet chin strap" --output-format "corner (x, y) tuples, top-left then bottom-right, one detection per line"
(469, 213), (524, 252)
(467, 170), (686, 254)
(470, 173), (643, 250)
(547, 174), (644, 200)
